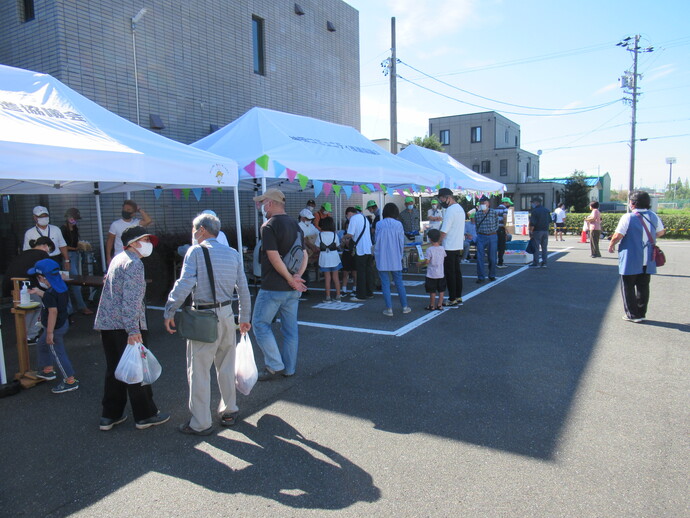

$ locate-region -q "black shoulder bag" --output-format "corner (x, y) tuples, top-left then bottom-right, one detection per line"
(174, 246), (219, 343)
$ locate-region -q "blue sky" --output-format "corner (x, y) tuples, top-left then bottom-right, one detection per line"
(344, 0), (690, 191)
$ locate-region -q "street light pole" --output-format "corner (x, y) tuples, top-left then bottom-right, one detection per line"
(131, 8), (147, 127)
(666, 157), (677, 201)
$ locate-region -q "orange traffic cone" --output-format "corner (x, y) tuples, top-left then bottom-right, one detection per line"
(521, 225), (527, 236)
(580, 230), (588, 243)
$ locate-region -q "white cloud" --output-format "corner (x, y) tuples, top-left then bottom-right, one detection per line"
(595, 82), (620, 96)
(645, 64), (676, 83)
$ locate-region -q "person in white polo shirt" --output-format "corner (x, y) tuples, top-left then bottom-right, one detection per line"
(106, 200), (152, 266)
(23, 206), (69, 267)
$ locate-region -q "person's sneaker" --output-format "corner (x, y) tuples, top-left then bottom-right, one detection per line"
(258, 367), (285, 381)
(382, 308), (393, 317)
(36, 369), (57, 381)
(178, 421), (214, 435)
(334, 295), (341, 302)
(52, 379), (79, 394)
(135, 412), (170, 430)
(350, 296), (367, 302)
(323, 297), (332, 303)
(462, 259), (471, 263)
(454, 298), (464, 306)
(489, 277), (496, 281)
(476, 279), (484, 284)
(99, 415), (128, 431)
(402, 306), (412, 314)
(622, 315), (644, 323)
(540, 263), (547, 268)
(442, 299), (457, 307)
(497, 265), (508, 269)
(528, 263), (540, 268)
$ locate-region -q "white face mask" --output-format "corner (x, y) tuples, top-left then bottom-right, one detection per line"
(37, 217), (49, 226)
(481, 204), (489, 211)
(138, 241), (153, 257)
(261, 204), (269, 218)
(39, 281), (49, 289)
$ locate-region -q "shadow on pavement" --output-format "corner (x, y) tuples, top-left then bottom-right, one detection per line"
(639, 320), (690, 332)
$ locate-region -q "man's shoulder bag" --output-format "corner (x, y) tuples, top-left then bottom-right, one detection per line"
(174, 246), (219, 343)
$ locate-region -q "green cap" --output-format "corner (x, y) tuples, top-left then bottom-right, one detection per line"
(322, 202), (332, 212)
(404, 196), (414, 203)
(366, 200), (377, 208)
(501, 197), (513, 205)
(354, 205), (362, 211)
(431, 199), (439, 205)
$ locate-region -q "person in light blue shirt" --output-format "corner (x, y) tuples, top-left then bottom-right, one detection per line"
(374, 203), (411, 317)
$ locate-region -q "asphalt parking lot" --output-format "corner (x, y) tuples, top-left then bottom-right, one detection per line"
(1, 237), (688, 517)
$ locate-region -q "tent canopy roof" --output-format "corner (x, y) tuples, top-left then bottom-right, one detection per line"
(398, 144), (506, 195)
(0, 64), (237, 194)
(193, 107), (443, 191)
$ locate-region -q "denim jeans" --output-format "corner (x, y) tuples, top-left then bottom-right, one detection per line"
(475, 233), (497, 280)
(531, 230), (549, 265)
(68, 250), (87, 311)
(36, 320), (73, 379)
(378, 270), (408, 309)
(252, 289), (300, 375)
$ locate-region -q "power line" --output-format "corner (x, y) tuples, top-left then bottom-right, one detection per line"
(399, 59), (620, 112)
(539, 132), (690, 152)
(397, 74), (622, 117)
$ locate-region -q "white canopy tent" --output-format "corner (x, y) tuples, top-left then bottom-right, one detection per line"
(192, 107), (443, 191)
(0, 63), (241, 263)
(398, 144), (506, 195)
(0, 64), (241, 384)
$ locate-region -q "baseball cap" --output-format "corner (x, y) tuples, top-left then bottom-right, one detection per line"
(299, 208), (315, 219)
(404, 196), (414, 203)
(33, 206), (49, 217)
(322, 202), (332, 212)
(431, 199), (439, 205)
(253, 189), (286, 204)
(437, 188), (453, 197)
(479, 195), (490, 202)
(121, 226), (159, 248)
(27, 258), (67, 293)
(501, 197), (513, 205)
(366, 200), (377, 208)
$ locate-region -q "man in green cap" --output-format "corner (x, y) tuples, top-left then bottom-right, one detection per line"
(399, 196), (420, 239)
(313, 202), (332, 231)
(496, 196), (513, 268)
(365, 200), (380, 233)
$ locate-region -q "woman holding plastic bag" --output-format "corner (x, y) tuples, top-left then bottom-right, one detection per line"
(94, 226), (170, 432)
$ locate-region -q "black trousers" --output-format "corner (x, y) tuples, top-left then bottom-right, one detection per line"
(101, 329), (158, 422)
(355, 253), (375, 298)
(444, 250), (463, 301)
(620, 271), (651, 319)
(497, 227), (507, 265)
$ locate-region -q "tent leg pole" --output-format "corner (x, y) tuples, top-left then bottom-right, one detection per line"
(233, 187), (243, 269)
(0, 321), (6, 385)
(94, 185), (107, 273)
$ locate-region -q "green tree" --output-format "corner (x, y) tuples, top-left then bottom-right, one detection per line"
(564, 170), (591, 212)
(610, 188), (629, 202)
(408, 134), (444, 151)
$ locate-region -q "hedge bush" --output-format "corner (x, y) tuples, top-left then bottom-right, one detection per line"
(560, 213), (690, 239)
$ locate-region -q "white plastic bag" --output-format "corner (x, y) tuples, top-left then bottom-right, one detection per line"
(114, 343), (162, 385)
(140, 344), (162, 385)
(115, 343), (143, 384)
(235, 333), (258, 396)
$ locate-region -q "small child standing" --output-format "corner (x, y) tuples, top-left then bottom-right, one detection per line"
(315, 217), (342, 302)
(423, 229), (447, 311)
(28, 258), (79, 393)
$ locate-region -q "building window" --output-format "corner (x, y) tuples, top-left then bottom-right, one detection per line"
(22, 0), (35, 21)
(515, 136), (518, 147)
(472, 164), (480, 173)
(439, 129), (450, 145)
(525, 162), (531, 178)
(481, 160), (491, 174)
(500, 159), (508, 176)
(252, 16), (265, 75)
(504, 129), (509, 144)
(471, 126), (482, 143)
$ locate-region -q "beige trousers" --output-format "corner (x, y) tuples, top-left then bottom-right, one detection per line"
(186, 304), (238, 431)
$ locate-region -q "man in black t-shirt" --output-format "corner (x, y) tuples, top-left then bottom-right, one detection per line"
(252, 189), (307, 381)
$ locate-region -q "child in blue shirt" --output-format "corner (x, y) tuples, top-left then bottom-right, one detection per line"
(28, 258), (79, 393)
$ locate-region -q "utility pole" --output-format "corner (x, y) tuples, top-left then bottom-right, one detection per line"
(617, 35), (653, 195)
(389, 17), (397, 155)
(666, 157), (676, 201)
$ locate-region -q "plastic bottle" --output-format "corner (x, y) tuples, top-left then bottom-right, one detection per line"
(20, 281), (31, 306)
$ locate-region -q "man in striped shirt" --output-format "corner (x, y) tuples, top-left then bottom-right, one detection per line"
(474, 196), (500, 283)
(164, 213), (251, 435)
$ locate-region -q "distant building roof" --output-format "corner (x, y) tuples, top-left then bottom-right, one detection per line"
(539, 177), (602, 187)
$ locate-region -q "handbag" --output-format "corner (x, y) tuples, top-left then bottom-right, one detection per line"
(174, 246), (220, 343)
(525, 238), (535, 255)
(635, 212), (665, 267)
